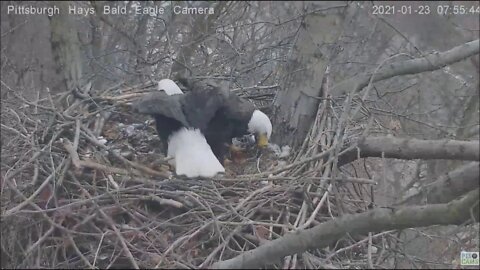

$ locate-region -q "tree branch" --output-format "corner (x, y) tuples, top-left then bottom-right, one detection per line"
(397, 162), (479, 206)
(339, 136), (479, 166)
(211, 189), (479, 269)
(332, 39), (479, 97)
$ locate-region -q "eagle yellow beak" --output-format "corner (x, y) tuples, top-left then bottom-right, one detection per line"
(257, 133), (269, 148)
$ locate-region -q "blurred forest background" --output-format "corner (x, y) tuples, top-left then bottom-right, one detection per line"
(1, 1), (479, 269)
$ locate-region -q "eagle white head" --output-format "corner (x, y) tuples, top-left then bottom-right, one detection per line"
(248, 110), (272, 147)
(158, 79), (183, 95)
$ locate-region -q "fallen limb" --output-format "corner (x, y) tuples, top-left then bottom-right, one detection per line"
(211, 189), (479, 269)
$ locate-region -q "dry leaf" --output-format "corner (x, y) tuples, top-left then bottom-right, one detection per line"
(254, 225), (270, 240)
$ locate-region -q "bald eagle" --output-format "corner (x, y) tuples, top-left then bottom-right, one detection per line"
(195, 81), (272, 165)
(133, 79), (272, 178)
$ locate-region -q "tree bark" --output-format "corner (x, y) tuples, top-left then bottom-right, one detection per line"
(338, 136), (479, 166)
(271, 9), (345, 148)
(49, 1), (83, 93)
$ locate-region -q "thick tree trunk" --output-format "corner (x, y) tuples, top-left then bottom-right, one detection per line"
(49, 1), (83, 93)
(272, 11), (344, 148)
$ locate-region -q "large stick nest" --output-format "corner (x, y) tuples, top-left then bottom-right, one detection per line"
(2, 81), (385, 269)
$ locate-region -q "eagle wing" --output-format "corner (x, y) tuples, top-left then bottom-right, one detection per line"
(180, 82), (228, 131)
(132, 92), (189, 127)
(223, 91), (255, 120)
(220, 90), (256, 137)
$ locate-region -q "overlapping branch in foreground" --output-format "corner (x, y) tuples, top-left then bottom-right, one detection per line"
(398, 162), (479, 206)
(338, 136), (479, 166)
(212, 167), (479, 269)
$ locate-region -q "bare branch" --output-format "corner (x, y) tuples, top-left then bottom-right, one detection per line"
(212, 189), (479, 269)
(3, 173), (54, 217)
(397, 162), (479, 205)
(332, 39), (479, 97)
(339, 137), (479, 166)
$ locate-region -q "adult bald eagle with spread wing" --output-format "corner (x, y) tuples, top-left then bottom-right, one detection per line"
(132, 79), (272, 178)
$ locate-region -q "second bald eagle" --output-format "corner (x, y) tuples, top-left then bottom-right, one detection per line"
(133, 79), (272, 178)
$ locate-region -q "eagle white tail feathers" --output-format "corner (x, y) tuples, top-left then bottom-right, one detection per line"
(167, 128), (225, 178)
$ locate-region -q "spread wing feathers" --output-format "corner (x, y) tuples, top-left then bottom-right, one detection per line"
(210, 86), (256, 138)
(134, 79), (256, 133)
(180, 84), (228, 131)
(188, 80), (255, 123)
(132, 92), (189, 127)
(222, 91), (255, 122)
